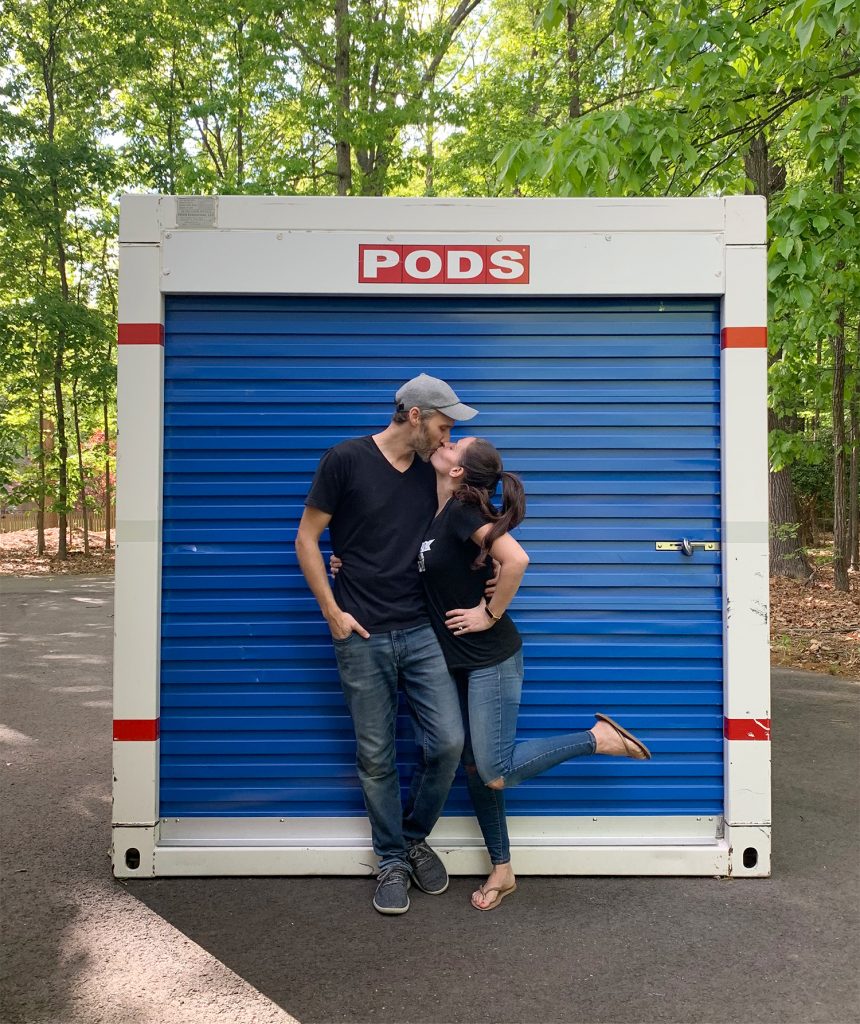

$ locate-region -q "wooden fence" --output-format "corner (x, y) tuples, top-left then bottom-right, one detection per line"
(0, 509), (115, 535)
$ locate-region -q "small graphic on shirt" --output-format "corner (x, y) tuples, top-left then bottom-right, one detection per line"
(418, 539), (434, 573)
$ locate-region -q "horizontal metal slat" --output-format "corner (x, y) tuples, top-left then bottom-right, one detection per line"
(160, 294), (723, 820)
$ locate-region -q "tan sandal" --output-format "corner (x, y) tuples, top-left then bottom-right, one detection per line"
(471, 882), (517, 911)
(595, 713), (651, 760)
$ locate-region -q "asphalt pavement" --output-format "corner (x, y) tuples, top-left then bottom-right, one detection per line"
(1, 574), (858, 1024)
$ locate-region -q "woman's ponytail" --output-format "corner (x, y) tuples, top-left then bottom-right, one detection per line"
(455, 439), (526, 566)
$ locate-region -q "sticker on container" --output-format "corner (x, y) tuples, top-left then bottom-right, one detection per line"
(176, 196), (218, 229)
(359, 244), (530, 284)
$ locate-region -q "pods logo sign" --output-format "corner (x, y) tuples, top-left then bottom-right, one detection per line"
(359, 245), (530, 284)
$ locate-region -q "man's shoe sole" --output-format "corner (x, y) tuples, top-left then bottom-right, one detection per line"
(373, 874), (412, 914)
(373, 896), (411, 915)
(412, 877), (449, 895)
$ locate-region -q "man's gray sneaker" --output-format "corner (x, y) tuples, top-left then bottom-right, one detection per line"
(407, 841), (449, 894)
(373, 864), (411, 915)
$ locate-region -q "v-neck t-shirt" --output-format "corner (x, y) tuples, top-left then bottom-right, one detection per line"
(305, 434), (436, 633)
(419, 497), (522, 672)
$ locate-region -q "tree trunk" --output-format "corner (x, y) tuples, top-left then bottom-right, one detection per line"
(41, 416), (58, 531)
(744, 133), (769, 197)
(99, 231), (116, 551)
(44, 18), (70, 559)
(745, 135), (810, 580)
(52, 337), (68, 558)
(334, 0), (352, 195)
(72, 376), (90, 555)
(103, 395), (112, 551)
(813, 336), (822, 437)
(37, 402), (46, 555)
(356, 146), (389, 196)
(167, 48), (177, 193)
(850, 323), (859, 571)
(235, 18), (245, 191)
(849, 400), (858, 572)
(831, 111), (849, 591)
(424, 78), (435, 197)
(424, 126), (434, 196)
(831, 302), (848, 591)
(35, 234), (50, 554)
(566, 5), (581, 121)
(769, 410), (813, 580)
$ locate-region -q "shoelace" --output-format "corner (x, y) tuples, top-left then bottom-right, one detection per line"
(378, 865), (409, 887)
(408, 842), (432, 866)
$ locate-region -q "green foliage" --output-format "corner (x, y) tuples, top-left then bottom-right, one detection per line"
(1, 0), (857, 552)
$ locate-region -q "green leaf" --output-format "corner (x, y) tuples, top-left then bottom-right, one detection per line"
(775, 237), (795, 259)
(795, 284), (814, 309)
(796, 16), (816, 54)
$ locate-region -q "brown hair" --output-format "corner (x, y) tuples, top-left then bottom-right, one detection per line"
(392, 407), (436, 424)
(455, 438), (526, 566)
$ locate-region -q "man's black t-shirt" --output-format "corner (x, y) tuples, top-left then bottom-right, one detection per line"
(419, 497), (522, 672)
(305, 435), (436, 633)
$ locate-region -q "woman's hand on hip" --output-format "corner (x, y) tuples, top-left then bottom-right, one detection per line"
(445, 602), (494, 636)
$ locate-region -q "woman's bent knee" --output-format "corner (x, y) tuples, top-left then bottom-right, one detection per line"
(474, 755), (505, 787)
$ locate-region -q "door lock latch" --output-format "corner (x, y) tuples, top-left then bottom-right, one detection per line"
(655, 540), (720, 556)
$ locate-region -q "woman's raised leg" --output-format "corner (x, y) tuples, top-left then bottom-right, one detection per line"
(467, 651), (597, 790)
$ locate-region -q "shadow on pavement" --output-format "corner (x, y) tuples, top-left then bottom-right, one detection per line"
(2, 578), (115, 1024)
(2, 575), (857, 1024)
(128, 670), (860, 1024)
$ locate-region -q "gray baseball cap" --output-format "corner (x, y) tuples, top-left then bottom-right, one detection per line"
(395, 373), (478, 421)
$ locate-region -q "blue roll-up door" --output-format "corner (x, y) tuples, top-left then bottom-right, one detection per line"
(160, 295), (722, 818)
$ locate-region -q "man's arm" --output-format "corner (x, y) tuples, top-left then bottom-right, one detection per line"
(295, 506), (369, 640)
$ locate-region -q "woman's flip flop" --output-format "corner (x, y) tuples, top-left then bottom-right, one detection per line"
(471, 882), (517, 911)
(595, 713), (652, 760)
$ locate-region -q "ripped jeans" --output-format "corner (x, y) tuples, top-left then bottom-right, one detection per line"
(458, 650), (596, 864)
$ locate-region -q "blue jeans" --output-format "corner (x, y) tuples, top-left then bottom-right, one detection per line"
(459, 650), (596, 864)
(333, 623), (464, 870)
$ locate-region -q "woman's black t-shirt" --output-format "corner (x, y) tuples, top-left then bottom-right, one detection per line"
(419, 496), (522, 672)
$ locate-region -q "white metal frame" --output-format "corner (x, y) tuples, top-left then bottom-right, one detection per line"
(113, 196), (770, 879)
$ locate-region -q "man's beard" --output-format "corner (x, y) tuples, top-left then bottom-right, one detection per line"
(412, 422), (435, 462)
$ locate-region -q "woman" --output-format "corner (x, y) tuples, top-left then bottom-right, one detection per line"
(420, 436), (651, 911)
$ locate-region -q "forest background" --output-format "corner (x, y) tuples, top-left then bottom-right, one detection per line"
(1, 0), (858, 623)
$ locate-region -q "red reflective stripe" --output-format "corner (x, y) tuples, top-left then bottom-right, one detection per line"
(118, 323), (164, 345)
(724, 717), (771, 741)
(113, 719), (160, 741)
(721, 327), (767, 349)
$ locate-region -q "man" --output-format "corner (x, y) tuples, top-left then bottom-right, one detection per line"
(295, 374), (478, 915)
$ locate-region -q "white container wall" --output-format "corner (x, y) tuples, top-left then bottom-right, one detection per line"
(112, 197), (770, 879)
